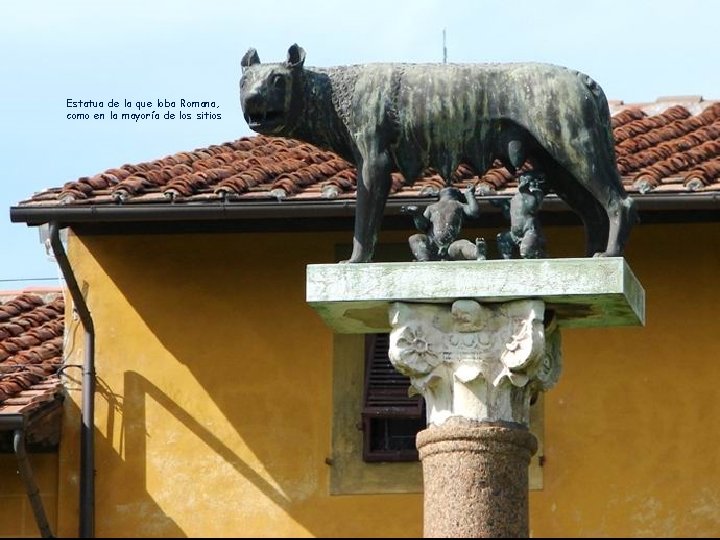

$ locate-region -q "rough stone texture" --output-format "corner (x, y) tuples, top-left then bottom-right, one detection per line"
(387, 299), (561, 426)
(306, 258), (645, 333)
(417, 419), (537, 538)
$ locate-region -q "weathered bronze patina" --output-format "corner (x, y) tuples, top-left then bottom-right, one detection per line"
(240, 44), (636, 263)
(401, 186), (485, 261)
(496, 172), (547, 259)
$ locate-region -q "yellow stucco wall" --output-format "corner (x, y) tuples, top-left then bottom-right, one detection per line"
(530, 221), (720, 537)
(58, 229), (422, 538)
(0, 453), (58, 537)
(53, 221), (719, 537)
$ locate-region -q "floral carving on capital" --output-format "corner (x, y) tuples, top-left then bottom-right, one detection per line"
(387, 299), (561, 426)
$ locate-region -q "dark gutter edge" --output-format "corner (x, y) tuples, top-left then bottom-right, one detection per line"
(0, 415), (24, 429)
(14, 429), (54, 538)
(48, 223), (95, 539)
(10, 193), (720, 226)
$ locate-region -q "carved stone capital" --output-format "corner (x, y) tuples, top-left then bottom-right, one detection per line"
(388, 299), (561, 426)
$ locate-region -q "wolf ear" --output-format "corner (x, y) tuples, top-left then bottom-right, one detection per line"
(241, 48), (260, 72)
(286, 44), (306, 70)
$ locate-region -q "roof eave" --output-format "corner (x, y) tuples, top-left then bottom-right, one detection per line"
(9, 193), (720, 228)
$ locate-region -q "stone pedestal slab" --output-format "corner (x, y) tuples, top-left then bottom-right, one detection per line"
(307, 258), (644, 333)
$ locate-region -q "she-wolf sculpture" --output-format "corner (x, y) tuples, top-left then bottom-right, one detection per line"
(239, 44), (636, 263)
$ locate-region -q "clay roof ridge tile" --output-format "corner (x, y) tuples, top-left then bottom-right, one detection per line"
(683, 158), (720, 188)
(611, 108), (647, 129)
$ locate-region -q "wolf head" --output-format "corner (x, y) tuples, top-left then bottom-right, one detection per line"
(239, 44), (306, 135)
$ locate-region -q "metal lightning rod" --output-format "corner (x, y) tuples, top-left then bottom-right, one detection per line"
(443, 28), (447, 64)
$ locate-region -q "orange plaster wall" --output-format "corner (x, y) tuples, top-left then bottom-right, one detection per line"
(54, 221), (719, 537)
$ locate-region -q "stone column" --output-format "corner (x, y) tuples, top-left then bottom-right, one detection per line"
(388, 299), (561, 538)
(307, 258), (644, 536)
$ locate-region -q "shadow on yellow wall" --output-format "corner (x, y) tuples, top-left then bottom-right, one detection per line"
(62, 230), (422, 538)
(57, 379), (185, 537)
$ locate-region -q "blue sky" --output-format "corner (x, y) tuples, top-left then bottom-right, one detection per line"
(2, 0), (718, 288)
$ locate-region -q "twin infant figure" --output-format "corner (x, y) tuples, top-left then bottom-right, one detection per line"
(401, 173), (547, 262)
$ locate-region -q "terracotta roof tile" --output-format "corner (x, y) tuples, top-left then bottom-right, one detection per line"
(17, 100), (720, 209)
(0, 292), (64, 414)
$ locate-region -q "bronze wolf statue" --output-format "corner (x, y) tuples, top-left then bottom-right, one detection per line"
(240, 44), (636, 262)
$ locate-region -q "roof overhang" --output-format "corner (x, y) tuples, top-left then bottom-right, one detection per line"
(10, 193), (720, 234)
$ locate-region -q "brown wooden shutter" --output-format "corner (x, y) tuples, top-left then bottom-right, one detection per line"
(362, 334), (425, 461)
(363, 334), (423, 416)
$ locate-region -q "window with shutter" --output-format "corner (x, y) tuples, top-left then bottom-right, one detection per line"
(362, 334), (426, 462)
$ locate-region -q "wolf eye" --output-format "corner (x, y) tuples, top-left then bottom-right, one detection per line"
(271, 74), (284, 88)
